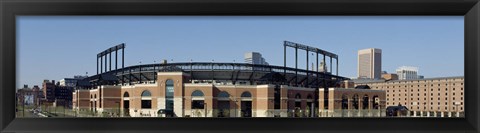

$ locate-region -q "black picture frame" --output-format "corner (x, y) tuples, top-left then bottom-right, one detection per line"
(1, 0), (479, 133)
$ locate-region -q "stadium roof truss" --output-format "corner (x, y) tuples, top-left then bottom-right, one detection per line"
(81, 41), (347, 89)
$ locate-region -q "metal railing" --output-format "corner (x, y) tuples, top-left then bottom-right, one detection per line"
(17, 104), (465, 118)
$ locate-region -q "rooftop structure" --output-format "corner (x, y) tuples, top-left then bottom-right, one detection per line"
(244, 52), (269, 65)
(396, 66), (419, 80)
(80, 41), (348, 89)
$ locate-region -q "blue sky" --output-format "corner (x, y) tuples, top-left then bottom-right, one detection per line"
(17, 16), (464, 88)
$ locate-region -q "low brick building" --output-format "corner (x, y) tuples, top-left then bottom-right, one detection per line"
(355, 76), (464, 117)
(73, 72), (335, 117)
(319, 88), (386, 117)
(17, 85), (43, 107)
(42, 80), (74, 108)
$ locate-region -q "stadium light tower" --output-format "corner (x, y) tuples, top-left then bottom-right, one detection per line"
(283, 41), (339, 112)
(283, 41), (339, 87)
(97, 43), (125, 74)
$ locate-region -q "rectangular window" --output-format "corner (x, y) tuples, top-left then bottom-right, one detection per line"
(166, 86), (174, 98)
(141, 100), (151, 109)
(192, 100), (205, 109)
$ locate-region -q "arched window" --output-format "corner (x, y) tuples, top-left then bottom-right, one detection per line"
(352, 94), (359, 109)
(217, 91), (230, 98)
(217, 91), (230, 101)
(292, 93), (303, 117)
(165, 80), (174, 112)
(123, 92), (130, 112)
(141, 90), (152, 109)
(192, 90), (204, 97)
(166, 80), (174, 96)
(191, 90), (205, 109)
(307, 95), (312, 99)
(306, 94), (313, 103)
(295, 93), (301, 100)
(294, 93), (302, 110)
(141, 90), (151, 97)
(216, 91), (231, 117)
(362, 94), (369, 109)
(241, 91), (252, 98)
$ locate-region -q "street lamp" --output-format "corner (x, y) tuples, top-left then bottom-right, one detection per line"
(204, 102), (207, 117)
(54, 101), (57, 116)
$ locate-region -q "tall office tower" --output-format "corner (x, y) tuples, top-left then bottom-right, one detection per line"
(244, 52), (269, 65)
(396, 66), (419, 80)
(357, 48), (382, 79)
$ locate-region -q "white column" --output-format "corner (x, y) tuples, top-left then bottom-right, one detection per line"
(420, 111), (423, 117)
(174, 97), (184, 117)
(448, 112), (452, 117)
(427, 111), (430, 117)
(157, 98), (166, 110)
(456, 111), (460, 117)
(413, 111), (416, 117)
(441, 112), (444, 117)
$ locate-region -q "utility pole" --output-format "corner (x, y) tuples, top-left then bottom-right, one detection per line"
(22, 93), (25, 117)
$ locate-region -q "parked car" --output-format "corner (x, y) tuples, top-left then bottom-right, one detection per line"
(386, 105), (409, 117)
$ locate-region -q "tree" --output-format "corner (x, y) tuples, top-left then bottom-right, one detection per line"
(305, 106), (311, 117)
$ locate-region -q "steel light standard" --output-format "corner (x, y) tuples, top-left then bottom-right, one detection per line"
(204, 102), (207, 117)
(54, 102), (57, 117)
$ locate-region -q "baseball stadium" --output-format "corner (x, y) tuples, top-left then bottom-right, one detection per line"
(72, 41), (386, 117)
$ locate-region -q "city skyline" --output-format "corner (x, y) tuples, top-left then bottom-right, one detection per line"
(17, 16), (464, 88)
